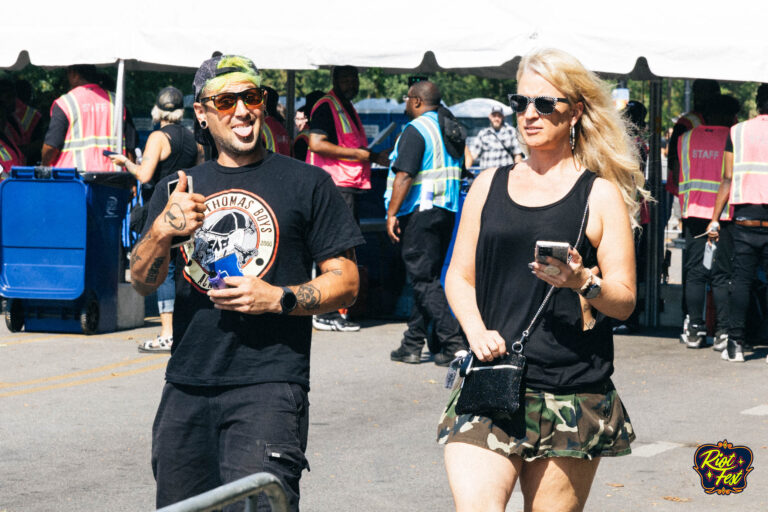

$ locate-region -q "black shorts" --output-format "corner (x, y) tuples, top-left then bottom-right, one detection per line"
(152, 381), (309, 511)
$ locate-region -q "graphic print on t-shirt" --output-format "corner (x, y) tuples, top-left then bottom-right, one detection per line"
(181, 189), (278, 292)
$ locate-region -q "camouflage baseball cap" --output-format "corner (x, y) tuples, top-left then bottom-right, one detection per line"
(193, 54), (260, 100)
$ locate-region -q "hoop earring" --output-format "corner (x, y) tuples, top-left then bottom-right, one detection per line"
(200, 119), (208, 130)
(569, 124), (576, 151)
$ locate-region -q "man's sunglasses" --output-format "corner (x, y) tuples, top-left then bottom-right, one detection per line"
(199, 88), (265, 112)
(507, 94), (569, 115)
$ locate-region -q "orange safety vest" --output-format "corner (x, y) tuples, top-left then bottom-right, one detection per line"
(306, 90), (370, 189)
(0, 135), (23, 178)
(261, 116), (291, 156)
(730, 114), (768, 206)
(678, 125), (732, 220)
(51, 84), (124, 172)
(13, 98), (42, 146)
(666, 111), (705, 196)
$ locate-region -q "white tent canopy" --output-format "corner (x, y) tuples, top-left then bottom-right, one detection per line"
(4, 1), (767, 82)
(448, 98), (512, 118)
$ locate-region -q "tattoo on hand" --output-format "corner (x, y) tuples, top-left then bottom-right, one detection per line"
(296, 284), (321, 310)
(145, 257), (165, 284)
(164, 203), (187, 231)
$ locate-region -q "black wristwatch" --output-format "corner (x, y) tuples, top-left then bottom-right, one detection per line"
(577, 273), (602, 299)
(280, 286), (297, 314)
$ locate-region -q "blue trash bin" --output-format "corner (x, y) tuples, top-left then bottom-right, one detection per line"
(0, 167), (132, 334)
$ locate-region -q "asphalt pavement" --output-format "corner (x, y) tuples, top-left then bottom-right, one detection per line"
(1, 317), (767, 512)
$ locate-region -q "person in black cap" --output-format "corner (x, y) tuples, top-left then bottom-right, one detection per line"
(109, 86), (201, 353)
(464, 105), (523, 170)
(130, 54), (363, 511)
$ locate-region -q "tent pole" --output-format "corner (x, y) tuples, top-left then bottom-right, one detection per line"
(114, 59), (125, 155)
(644, 79), (663, 327)
(285, 70), (296, 137)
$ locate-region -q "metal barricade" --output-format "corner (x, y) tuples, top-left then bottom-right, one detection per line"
(156, 472), (288, 512)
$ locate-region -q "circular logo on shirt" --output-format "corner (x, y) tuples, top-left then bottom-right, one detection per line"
(181, 189), (278, 292)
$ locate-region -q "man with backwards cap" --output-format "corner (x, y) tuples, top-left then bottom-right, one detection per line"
(130, 54), (363, 510)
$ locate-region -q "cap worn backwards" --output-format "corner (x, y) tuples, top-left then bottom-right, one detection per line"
(193, 55), (261, 100)
(156, 86), (184, 111)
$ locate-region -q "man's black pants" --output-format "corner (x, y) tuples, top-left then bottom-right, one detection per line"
(398, 207), (464, 354)
(682, 218), (733, 329)
(152, 382), (309, 511)
(729, 224), (768, 342)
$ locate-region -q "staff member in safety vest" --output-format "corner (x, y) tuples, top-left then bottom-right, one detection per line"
(261, 86), (291, 156)
(41, 64), (136, 171)
(709, 84), (768, 363)
(385, 80), (466, 366)
(677, 95), (740, 351)
(307, 66), (389, 332)
(667, 79), (721, 197)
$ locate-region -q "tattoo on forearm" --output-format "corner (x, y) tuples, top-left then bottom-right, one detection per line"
(145, 257), (165, 284)
(330, 269), (342, 276)
(164, 203), (187, 231)
(130, 233), (152, 267)
(296, 284), (321, 310)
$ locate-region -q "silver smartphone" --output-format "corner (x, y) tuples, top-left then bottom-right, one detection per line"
(535, 241), (570, 264)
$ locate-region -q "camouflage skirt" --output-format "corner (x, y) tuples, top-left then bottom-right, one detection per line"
(436, 380), (635, 461)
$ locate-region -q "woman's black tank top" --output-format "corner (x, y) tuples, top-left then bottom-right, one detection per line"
(475, 165), (613, 392)
(143, 124), (198, 202)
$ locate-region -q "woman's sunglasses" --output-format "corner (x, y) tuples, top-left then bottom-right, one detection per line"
(200, 88), (265, 112)
(507, 94), (570, 115)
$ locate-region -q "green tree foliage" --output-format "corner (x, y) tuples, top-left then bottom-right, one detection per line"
(9, 65), (763, 132)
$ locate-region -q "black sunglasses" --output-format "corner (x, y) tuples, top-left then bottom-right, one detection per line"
(200, 88), (265, 112)
(507, 94), (570, 115)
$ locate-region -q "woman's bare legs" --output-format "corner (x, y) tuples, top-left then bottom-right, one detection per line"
(519, 457), (600, 512)
(445, 442), (522, 512)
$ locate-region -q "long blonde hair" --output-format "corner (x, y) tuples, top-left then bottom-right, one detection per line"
(517, 48), (650, 228)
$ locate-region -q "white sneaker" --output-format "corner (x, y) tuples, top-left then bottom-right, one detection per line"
(712, 332), (728, 352)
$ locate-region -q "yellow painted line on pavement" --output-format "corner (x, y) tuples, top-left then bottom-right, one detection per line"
(0, 354), (168, 389)
(0, 361), (168, 397)
(0, 334), (75, 347)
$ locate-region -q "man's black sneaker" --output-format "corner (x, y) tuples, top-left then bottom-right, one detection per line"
(390, 346), (421, 364)
(433, 352), (456, 367)
(312, 314), (360, 332)
(721, 339), (745, 362)
(681, 323), (706, 349)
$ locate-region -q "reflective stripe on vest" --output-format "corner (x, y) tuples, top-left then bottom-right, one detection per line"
(677, 126), (731, 220)
(731, 115), (768, 205)
(306, 90), (370, 189)
(261, 121), (276, 152)
(384, 111), (462, 215)
(54, 85), (121, 172)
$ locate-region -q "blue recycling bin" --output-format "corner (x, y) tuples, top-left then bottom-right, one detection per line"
(0, 167), (132, 334)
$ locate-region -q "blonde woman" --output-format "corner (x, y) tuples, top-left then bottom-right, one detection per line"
(438, 48), (646, 512)
(110, 86), (201, 352)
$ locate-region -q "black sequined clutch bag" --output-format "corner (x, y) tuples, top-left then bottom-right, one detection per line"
(454, 351), (526, 415)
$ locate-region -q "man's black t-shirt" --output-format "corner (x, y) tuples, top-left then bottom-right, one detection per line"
(391, 125), (425, 177)
(141, 153), (365, 389)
